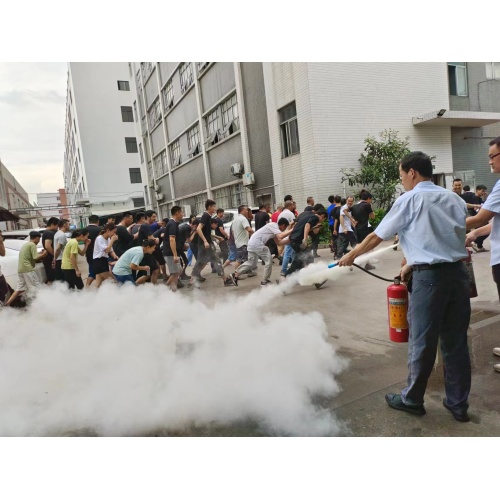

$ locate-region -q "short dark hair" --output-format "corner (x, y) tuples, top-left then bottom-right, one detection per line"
(463, 185), (470, 191)
(162, 217), (169, 224)
(334, 195), (342, 203)
(277, 218), (290, 228)
(205, 199), (216, 210)
(259, 203), (266, 210)
(145, 210), (156, 218)
(400, 151), (433, 178)
(476, 184), (487, 191)
(135, 212), (145, 222)
(328, 195), (335, 204)
(72, 228), (89, 238)
(89, 215), (99, 223)
(47, 217), (59, 226)
(313, 203), (325, 212)
(142, 239), (156, 248)
(29, 231), (41, 239)
(58, 218), (69, 228)
(216, 208), (224, 215)
(315, 209), (328, 218)
(99, 223), (116, 235)
(171, 206), (182, 216)
(306, 196), (314, 204)
(341, 198), (347, 205)
(360, 191), (372, 201)
(122, 212), (133, 218)
(489, 136), (500, 148)
(453, 178), (463, 184)
(238, 204), (248, 214)
(284, 195), (293, 202)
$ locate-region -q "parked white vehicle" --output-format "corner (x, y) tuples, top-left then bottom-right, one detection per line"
(219, 208), (258, 236)
(0, 239), (47, 289)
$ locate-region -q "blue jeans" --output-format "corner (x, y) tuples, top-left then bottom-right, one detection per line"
(187, 246), (193, 265)
(401, 262), (471, 413)
(281, 244), (295, 275)
(113, 273), (137, 286)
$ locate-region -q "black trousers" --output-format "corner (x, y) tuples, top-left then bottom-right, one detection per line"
(285, 242), (314, 276)
(355, 226), (373, 244)
(337, 231), (357, 257)
(493, 263), (500, 301)
(62, 269), (84, 290)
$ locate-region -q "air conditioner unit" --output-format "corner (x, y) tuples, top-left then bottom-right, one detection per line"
(242, 172), (255, 187)
(155, 193), (164, 201)
(231, 163), (243, 177)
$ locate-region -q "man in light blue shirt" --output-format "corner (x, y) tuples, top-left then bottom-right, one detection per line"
(339, 151), (471, 422)
(113, 240), (157, 286)
(465, 135), (500, 373)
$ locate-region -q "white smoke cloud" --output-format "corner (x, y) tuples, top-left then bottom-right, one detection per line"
(0, 281), (348, 436)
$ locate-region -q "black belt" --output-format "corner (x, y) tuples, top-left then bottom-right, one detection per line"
(412, 261), (461, 271)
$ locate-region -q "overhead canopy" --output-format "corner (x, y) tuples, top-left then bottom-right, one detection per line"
(0, 207), (20, 222)
(413, 110), (500, 128)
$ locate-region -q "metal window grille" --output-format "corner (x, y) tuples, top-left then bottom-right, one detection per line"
(170, 140), (181, 167)
(179, 63), (194, 93)
(162, 80), (174, 111)
(187, 124), (201, 157)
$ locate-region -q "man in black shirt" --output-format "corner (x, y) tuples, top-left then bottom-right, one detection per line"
(113, 212), (136, 257)
(163, 206), (184, 291)
(466, 185), (490, 252)
(85, 214), (102, 288)
(254, 204), (271, 230)
(285, 207), (328, 278)
(214, 208), (230, 265)
(188, 200), (235, 288)
(351, 191), (375, 244)
(41, 217), (59, 284)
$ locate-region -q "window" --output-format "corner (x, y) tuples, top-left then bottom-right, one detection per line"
(220, 94), (240, 138)
(141, 62), (154, 81)
(214, 186), (231, 209)
(279, 101), (300, 157)
(162, 79), (174, 111)
(148, 98), (162, 130)
(121, 106), (134, 122)
(125, 137), (138, 153)
(179, 63), (194, 93)
(169, 139), (181, 167)
(129, 168), (142, 183)
(187, 124), (201, 157)
(448, 63), (467, 96)
(160, 150), (167, 175)
(195, 193), (207, 215)
(231, 183), (248, 207)
(117, 80), (130, 91)
(486, 62), (500, 80)
(139, 143), (144, 164)
(133, 101), (138, 122)
(205, 108), (220, 146)
(154, 154), (162, 178)
(154, 151), (167, 178)
(132, 197), (145, 208)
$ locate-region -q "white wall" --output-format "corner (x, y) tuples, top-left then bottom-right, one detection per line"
(68, 63), (143, 215)
(263, 62), (453, 206)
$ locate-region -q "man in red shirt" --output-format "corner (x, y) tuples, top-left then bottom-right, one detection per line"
(271, 205), (283, 223)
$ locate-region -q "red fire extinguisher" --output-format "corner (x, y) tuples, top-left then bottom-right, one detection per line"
(387, 277), (409, 343)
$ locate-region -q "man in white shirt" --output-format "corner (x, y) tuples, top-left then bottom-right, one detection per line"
(231, 204), (254, 267)
(53, 218), (70, 282)
(337, 197), (357, 258)
(465, 136), (500, 374)
(231, 218), (293, 286)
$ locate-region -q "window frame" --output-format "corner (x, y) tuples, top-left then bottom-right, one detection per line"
(125, 137), (138, 153)
(447, 62), (468, 97)
(121, 106), (134, 122)
(169, 139), (181, 167)
(129, 168), (142, 184)
(117, 80), (130, 91)
(187, 124), (201, 158)
(162, 79), (174, 111)
(279, 101), (300, 158)
(179, 63), (194, 93)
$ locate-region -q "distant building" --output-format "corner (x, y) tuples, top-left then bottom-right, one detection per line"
(0, 159), (41, 230)
(36, 189), (70, 221)
(64, 62), (145, 224)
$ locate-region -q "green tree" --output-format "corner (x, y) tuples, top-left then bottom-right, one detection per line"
(341, 129), (411, 211)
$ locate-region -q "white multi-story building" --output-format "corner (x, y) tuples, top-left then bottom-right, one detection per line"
(64, 63), (145, 223)
(262, 62), (500, 206)
(36, 189), (70, 221)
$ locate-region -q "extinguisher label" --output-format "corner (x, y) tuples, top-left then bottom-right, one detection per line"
(389, 298), (408, 329)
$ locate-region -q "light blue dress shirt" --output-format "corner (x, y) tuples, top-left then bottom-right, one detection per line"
(375, 181), (468, 266)
(482, 178), (500, 267)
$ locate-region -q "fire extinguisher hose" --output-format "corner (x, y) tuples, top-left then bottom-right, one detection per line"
(351, 263), (395, 282)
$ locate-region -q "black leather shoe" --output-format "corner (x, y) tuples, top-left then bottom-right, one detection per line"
(385, 393), (426, 416)
(443, 399), (470, 422)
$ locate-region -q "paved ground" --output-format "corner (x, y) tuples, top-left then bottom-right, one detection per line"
(75, 241), (500, 437)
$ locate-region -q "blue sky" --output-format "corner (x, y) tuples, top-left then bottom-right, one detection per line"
(0, 63), (67, 202)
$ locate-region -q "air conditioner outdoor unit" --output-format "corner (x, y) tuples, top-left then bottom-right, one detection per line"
(231, 163), (243, 177)
(155, 193), (164, 201)
(242, 172), (255, 187)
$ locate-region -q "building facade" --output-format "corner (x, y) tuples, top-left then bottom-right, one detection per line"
(262, 62), (500, 207)
(130, 62), (274, 218)
(64, 63), (145, 224)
